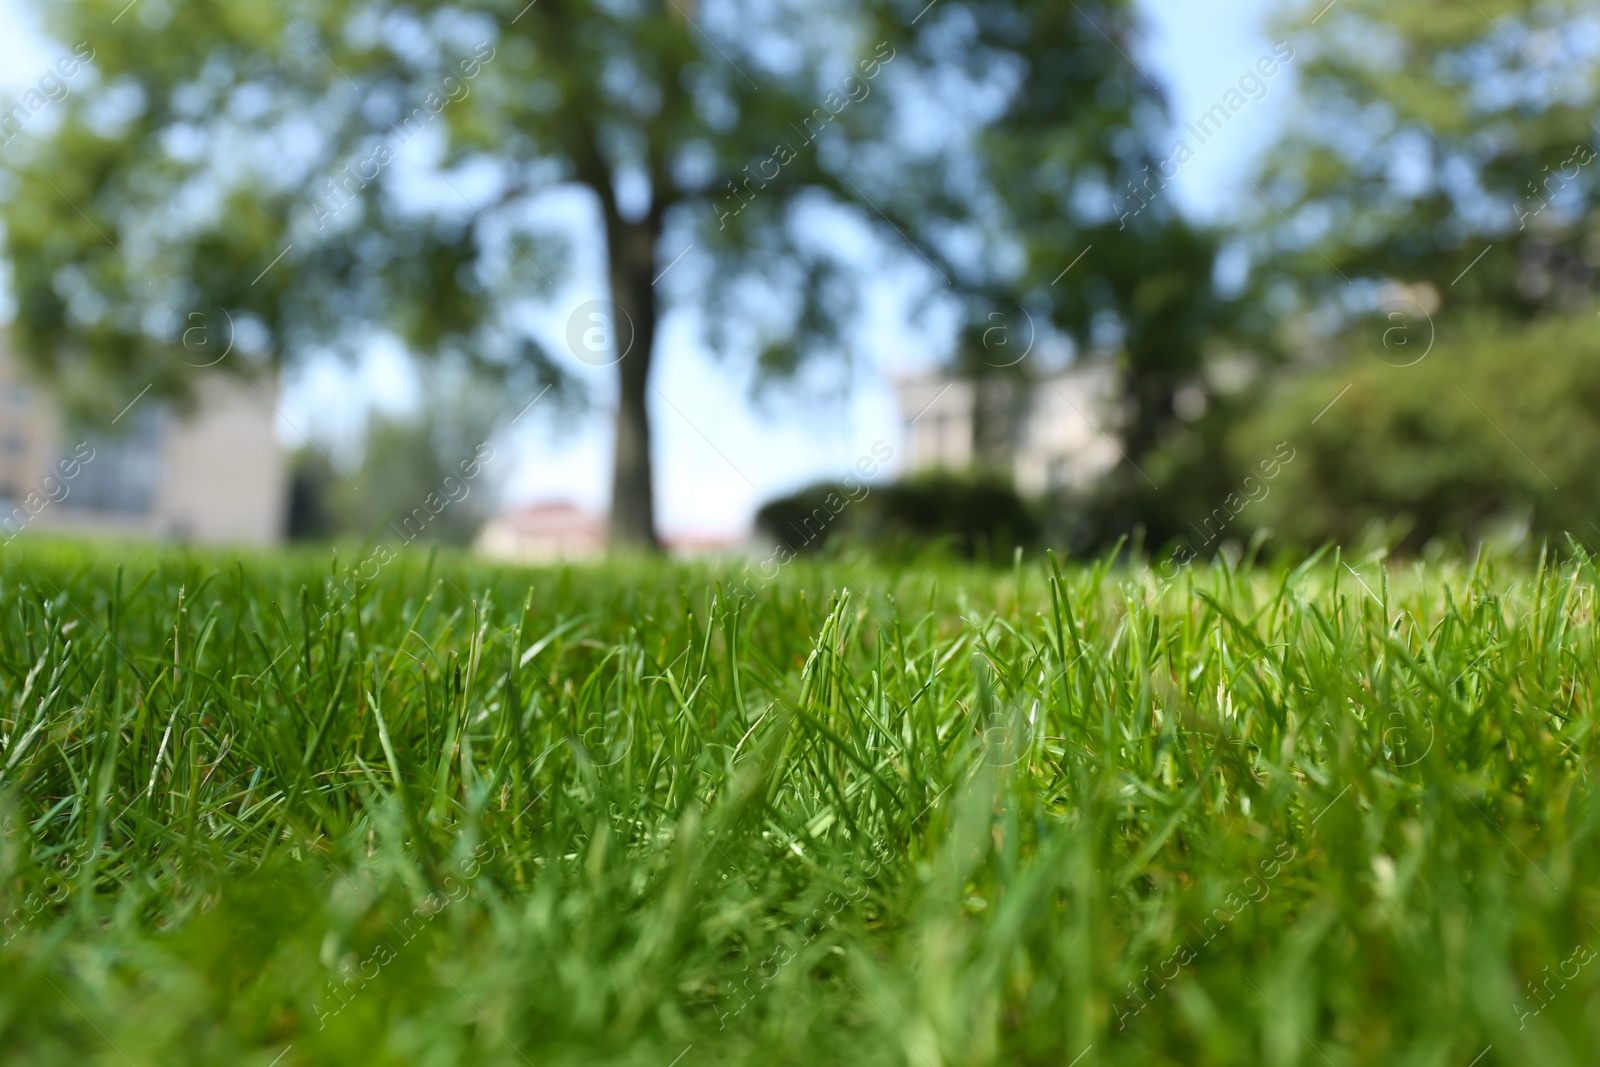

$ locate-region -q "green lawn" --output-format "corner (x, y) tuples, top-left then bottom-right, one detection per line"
(0, 540), (1596, 1065)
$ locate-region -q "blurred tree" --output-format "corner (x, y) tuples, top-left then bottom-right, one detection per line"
(288, 367), (501, 543)
(334, 409), (497, 545)
(1204, 0), (1600, 556)
(892, 3), (1237, 467)
(1252, 0), (1600, 324)
(914, 5), (1241, 555)
(1, 0), (1230, 549)
(1231, 311), (1600, 553)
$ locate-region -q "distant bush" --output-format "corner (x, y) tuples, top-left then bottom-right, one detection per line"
(866, 472), (1041, 559)
(754, 482), (860, 556)
(754, 471), (1040, 561)
(1228, 311), (1600, 552)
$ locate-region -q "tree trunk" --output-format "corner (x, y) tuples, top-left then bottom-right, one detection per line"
(605, 213), (660, 550)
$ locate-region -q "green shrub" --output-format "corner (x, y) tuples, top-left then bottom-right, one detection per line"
(755, 471), (1040, 561)
(1230, 310), (1600, 552)
(753, 481), (859, 555)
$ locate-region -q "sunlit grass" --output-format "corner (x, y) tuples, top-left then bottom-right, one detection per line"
(0, 539), (1596, 1065)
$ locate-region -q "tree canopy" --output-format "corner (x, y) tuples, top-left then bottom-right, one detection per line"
(1253, 0), (1600, 321)
(1, 0), (1231, 546)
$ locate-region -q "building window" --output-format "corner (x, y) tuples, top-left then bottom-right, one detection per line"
(63, 406), (166, 515)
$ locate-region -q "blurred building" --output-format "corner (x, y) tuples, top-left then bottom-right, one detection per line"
(896, 360), (1123, 494)
(477, 502), (607, 561)
(0, 354), (287, 544)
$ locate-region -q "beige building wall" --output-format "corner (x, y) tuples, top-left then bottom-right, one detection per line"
(1013, 362), (1123, 495)
(0, 351), (286, 545)
(152, 377), (287, 544)
(895, 360), (1123, 495)
(898, 378), (975, 471)
(0, 357), (58, 505)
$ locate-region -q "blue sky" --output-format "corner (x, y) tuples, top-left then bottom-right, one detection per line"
(0, 0), (1295, 540)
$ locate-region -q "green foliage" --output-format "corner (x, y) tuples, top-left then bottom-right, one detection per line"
(1032, 0), (1600, 555)
(340, 413), (484, 545)
(3, 0), (906, 407)
(291, 437), (495, 549)
(1045, 391), (1266, 559)
(1231, 310), (1600, 551)
(1218, 0), (1600, 558)
(1254, 0), (1600, 318)
(864, 472), (1041, 560)
(286, 370), (505, 545)
(754, 481), (857, 555)
(755, 471), (1039, 561)
(0, 0), (1234, 523)
(2, 543), (1597, 1063)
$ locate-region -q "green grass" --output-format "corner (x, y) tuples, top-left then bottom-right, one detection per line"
(1, 539), (1598, 1066)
